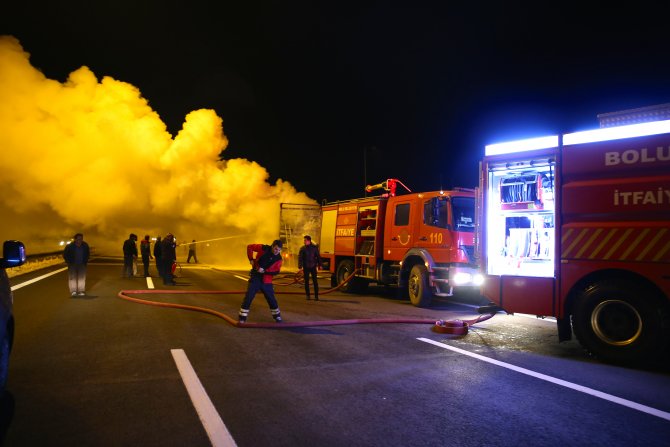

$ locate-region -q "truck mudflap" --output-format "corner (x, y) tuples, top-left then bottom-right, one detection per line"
(557, 316), (572, 342)
(477, 304), (505, 314)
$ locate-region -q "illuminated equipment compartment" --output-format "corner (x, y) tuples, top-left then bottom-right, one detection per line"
(486, 158), (556, 277)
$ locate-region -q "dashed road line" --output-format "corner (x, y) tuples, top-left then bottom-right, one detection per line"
(171, 349), (237, 447)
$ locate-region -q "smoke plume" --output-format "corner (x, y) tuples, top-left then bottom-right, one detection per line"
(0, 36), (315, 267)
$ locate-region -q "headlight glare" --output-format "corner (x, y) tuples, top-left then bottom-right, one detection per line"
(453, 272), (472, 285)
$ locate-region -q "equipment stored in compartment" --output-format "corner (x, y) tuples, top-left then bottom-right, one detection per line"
(499, 173), (549, 210)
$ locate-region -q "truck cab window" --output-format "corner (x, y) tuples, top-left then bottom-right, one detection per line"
(451, 197), (475, 232)
(394, 203), (410, 226)
(423, 198), (449, 229)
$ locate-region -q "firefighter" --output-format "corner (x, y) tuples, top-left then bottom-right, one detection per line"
(122, 233), (138, 278)
(140, 235), (153, 277)
(154, 236), (163, 278)
(238, 240), (283, 323)
(187, 239), (198, 263)
(160, 233), (177, 285)
(298, 235), (322, 300)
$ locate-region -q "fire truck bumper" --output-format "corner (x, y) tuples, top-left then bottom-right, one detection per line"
(431, 266), (484, 297)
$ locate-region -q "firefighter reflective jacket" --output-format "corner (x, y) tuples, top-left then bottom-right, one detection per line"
(247, 244), (282, 284)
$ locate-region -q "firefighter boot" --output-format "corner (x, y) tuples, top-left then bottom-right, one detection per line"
(271, 308), (282, 323)
(238, 308), (249, 324)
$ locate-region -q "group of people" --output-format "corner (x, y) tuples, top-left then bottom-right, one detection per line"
(62, 232), (185, 296)
(122, 233), (178, 285)
(63, 231), (323, 325)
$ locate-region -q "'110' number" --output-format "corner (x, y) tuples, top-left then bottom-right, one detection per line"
(429, 233), (443, 243)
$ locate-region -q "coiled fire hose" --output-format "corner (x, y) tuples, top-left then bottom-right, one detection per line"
(117, 269), (496, 333)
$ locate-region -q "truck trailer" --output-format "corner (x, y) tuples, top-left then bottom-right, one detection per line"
(479, 108), (670, 363)
(319, 179), (482, 307)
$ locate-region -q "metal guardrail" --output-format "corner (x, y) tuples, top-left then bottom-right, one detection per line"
(6, 248), (96, 279)
(7, 253), (64, 278)
(25, 250), (62, 260)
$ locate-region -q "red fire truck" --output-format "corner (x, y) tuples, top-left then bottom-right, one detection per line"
(479, 107), (670, 363)
(319, 179), (482, 307)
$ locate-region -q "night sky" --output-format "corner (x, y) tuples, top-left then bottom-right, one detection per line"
(3, 2), (670, 202)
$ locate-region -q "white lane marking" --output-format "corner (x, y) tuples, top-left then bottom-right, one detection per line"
(171, 349), (237, 447)
(233, 275), (248, 281)
(11, 267), (68, 291)
(10, 265), (160, 292)
(417, 338), (670, 422)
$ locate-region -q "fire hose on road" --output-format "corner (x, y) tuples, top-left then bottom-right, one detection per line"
(117, 269), (496, 333)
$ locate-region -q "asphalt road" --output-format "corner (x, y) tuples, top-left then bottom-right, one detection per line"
(1, 260), (669, 446)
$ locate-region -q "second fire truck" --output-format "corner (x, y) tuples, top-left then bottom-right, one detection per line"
(319, 179), (482, 307)
(479, 105), (670, 363)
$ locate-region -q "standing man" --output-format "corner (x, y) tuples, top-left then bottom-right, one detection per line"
(154, 235), (163, 278)
(63, 233), (90, 297)
(160, 233), (177, 286)
(187, 239), (198, 263)
(140, 235), (153, 277)
(122, 233), (138, 278)
(238, 240), (284, 324)
(298, 235), (322, 300)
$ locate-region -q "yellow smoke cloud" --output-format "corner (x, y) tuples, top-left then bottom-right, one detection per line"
(0, 36), (315, 266)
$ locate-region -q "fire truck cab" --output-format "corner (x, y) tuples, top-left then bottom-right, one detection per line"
(479, 107), (670, 364)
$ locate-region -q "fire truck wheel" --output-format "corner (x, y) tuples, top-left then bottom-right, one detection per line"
(336, 259), (367, 293)
(408, 264), (432, 308)
(572, 279), (669, 364)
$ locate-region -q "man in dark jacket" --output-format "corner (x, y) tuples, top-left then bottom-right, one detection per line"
(140, 235), (153, 277)
(160, 233), (177, 285)
(298, 235), (322, 300)
(122, 233), (138, 278)
(153, 236), (163, 278)
(238, 240), (283, 323)
(63, 233), (90, 297)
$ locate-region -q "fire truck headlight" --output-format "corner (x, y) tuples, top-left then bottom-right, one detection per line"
(453, 272), (473, 285)
(473, 273), (485, 286)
